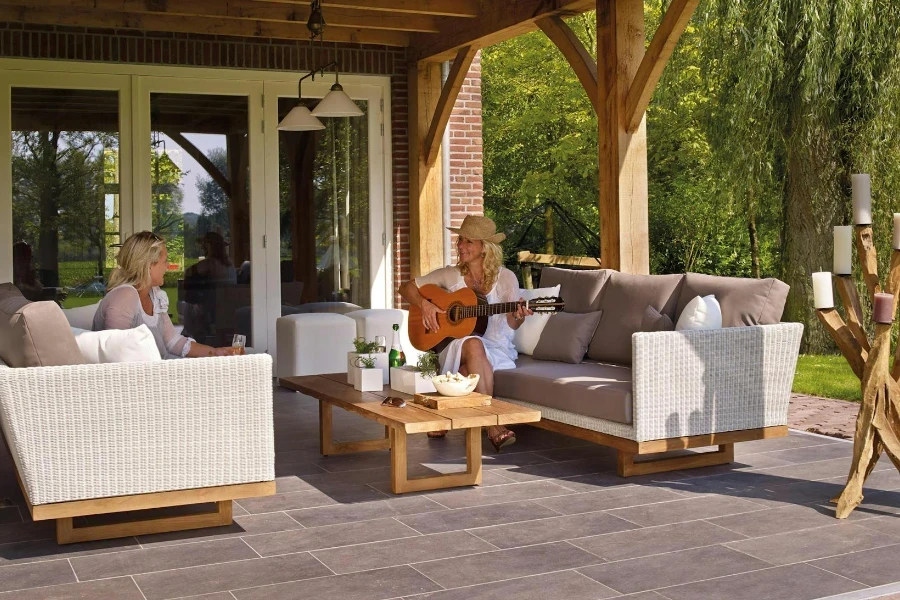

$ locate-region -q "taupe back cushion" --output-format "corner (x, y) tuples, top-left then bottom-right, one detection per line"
(675, 273), (789, 327)
(538, 267), (612, 313)
(587, 272), (684, 364)
(0, 283), (86, 368)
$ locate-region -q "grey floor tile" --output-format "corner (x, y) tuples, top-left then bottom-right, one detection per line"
(233, 565), (441, 600)
(656, 563), (864, 600)
(176, 594), (236, 600)
(810, 543), (900, 586)
(499, 458), (615, 483)
(314, 530), (494, 574)
(411, 569), (619, 600)
(0, 521), (55, 545)
(244, 516), (419, 556)
(397, 501), (560, 534)
(411, 541), (602, 587)
(422, 481), (572, 509)
(71, 538), (258, 580)
(853, 515), (900, 538)
(0, 576), (145, 599)
(533, 485), (683, 515)
(578, 544), (769, 594)
(551, 472), (634, 493)
(734, 434), (843, 455)
(707, 504), (865, 537)
(571, 520), (747, 562)
(237, 483), (386, 514)
(133, 553), (331, 600)
(764, 441), (854, 464)
(0, 536), (139, 566)
(474, 451), (560, 470)
(0, 507), (20, 525)
(618, 593), (670, 600)
(470, 510), (638, 549)
(532, 445), (618, 463)
(726, 523), (898, 564)
(608, 494), (764, 527)
(0, 558), (75, 593)
(288, 496), (446, 528)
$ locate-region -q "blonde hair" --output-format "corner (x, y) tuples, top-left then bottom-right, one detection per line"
(107, 231), (166, 290)
(457, 239), (503, 293)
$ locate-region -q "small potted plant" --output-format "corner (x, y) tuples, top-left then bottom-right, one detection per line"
(390, 350), (438, 395)
(352, 355), (383, 392)
(348, 337), (389, 385)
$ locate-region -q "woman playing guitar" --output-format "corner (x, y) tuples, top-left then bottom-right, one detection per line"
(399, 215), (533, 451)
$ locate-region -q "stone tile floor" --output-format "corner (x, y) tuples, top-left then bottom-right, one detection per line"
(0, 386), (898, 600)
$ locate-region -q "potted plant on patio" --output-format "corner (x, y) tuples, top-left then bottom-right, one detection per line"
(347, 336), (388, 385)
(390, 350), (438, 395)
(351, 355), (384, 392)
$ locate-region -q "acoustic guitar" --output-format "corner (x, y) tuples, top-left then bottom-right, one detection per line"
(408, 284), (565, 352)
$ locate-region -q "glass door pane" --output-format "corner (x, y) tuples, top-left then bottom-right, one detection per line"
(10, 87), (121, 306)
(150, 92), (250, 346)
(277, 98), (370, 310)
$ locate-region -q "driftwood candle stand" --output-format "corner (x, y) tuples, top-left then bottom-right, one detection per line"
(816, 225), (900, 519)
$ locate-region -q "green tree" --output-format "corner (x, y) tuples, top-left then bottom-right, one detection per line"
(196, 147), (230, 237)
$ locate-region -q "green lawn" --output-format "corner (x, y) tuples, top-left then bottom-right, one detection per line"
(793, 354), (860, 401)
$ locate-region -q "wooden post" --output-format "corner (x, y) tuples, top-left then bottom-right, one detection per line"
(597, 0), (650, 274)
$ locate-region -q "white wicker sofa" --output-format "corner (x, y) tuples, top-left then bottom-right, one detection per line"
(0, 284), (275, 544)
(494, 268), (804, 477)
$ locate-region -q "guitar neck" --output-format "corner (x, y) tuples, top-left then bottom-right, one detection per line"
(456, 301), (522, 320)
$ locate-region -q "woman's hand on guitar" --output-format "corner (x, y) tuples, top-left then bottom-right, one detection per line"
(421, 299), (446, 332)
(514, 298), (534, 321)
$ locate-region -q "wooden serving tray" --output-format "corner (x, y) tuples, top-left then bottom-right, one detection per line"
(413, 392), (493, 410)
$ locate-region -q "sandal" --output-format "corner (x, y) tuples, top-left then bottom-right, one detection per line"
(427, 430), (448, 438)
(488, 429), (516, 453)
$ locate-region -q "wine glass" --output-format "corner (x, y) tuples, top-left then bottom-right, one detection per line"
(375, 335), (387, 353)
(232, 334), (246, 355)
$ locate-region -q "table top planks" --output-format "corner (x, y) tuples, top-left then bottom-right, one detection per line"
(279, 373), (541, 433)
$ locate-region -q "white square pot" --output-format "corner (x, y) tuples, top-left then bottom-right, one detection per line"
(390, 366), (436, 395)
(347, 352), (389, 384)
(353, 367), (384, 392)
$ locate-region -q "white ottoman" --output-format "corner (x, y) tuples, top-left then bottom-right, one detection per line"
(345, 308), (423, 367)
(276, 313), (357, 378)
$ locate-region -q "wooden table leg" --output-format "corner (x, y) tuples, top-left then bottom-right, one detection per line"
(320, 399), (391, 457)
(319, 399), (334, 456)
(390, 427), (483, 494)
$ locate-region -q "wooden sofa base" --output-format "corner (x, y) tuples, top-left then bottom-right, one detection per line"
(530, 420), (788, 477)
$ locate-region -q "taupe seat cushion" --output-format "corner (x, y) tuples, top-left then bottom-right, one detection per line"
(675, 272), (789, 327)
(539, 267), (612, 313)
(494, 356), (633, 424)
(0, 283), (86, 368)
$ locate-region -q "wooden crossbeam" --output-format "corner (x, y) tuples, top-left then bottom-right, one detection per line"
(624, 0), (700, 133)
(422, 45), (477, 166)
(267, 0), (480, 18)
(0, 6), (411, 46)
(537, 16), (599, 114)
(164, 131), (232, 199)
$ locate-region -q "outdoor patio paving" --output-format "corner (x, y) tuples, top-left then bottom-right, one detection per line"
(2, 386), (900, 600)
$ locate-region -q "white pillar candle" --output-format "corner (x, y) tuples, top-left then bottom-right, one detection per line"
(893, 214), (900, 250)
(833, 226), (852, 275)
(852, 174), (872, 225)
(812, 272), (834, 310)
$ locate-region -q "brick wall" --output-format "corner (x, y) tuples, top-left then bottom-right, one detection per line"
(0, 23), (485, 305)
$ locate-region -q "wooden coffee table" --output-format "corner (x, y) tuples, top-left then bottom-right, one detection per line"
(279, 373), (541, 494)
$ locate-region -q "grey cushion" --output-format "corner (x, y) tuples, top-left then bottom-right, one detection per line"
(641, 305), (674, 332)
(0, 283), (86, 368)
(587, 272), (684, 364)
(538, 267), (612, 313)
(676, 272), (789, 327)
(533, 311), (603, 364)
(494, 355), (633, 424)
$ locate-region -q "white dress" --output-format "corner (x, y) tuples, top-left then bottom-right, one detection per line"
(415, 266), (519, 373)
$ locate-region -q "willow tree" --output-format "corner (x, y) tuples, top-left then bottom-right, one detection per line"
(702, 0), (900, 352)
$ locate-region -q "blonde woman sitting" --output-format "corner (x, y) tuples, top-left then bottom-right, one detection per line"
(399, 215), (532, 452)
(93, 231), (237, 359)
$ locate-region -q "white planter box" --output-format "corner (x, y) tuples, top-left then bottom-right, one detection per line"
(353, 367), (384, 392)
(390, 366), (436, 395)
(347, 352), (389, 384)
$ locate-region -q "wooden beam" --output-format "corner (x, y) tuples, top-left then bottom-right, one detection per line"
(422, 45), (476, 166)
(537, 16), (600, 114)
(0, 6), (410, 46)
(266, 0), (480, 18)
(164, 131), (232, 199)
(410, 0), (595, 62)
(408, 60), (445, 278)
(624, 0), (700, 133)
(517, 251), (601, 268)
(597, 0), (649, 274)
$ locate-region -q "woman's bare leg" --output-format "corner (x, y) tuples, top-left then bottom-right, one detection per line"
(459, 339), (510, 441)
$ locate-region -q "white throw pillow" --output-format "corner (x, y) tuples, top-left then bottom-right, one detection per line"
(62, 302), (101, 330)
(71, 325), (163, 364)
(676, 294), (723, 331)
(513, 284), (562, 355)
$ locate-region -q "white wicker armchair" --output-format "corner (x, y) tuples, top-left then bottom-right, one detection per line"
(0, 354), (275, 544)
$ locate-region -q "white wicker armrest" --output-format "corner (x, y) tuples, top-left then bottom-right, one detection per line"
(631, 323), (803, 442)
(0, 354), (274, 506)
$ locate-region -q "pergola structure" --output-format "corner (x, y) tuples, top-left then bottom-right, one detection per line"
(0, 0), (700, 276)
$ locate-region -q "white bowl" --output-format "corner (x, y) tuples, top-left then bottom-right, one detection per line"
(431, 373), (479, 396)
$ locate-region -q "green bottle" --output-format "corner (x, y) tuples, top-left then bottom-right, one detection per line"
(389, 323), (406, 368)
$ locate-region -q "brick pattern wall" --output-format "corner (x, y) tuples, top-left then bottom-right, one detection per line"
(0, 23), (485, 306)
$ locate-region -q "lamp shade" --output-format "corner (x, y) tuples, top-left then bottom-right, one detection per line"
(277, 104), (325, 131)
(311, 83), (363, 118)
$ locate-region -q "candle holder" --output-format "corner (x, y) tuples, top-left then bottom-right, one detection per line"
(814, 224), (900, 519)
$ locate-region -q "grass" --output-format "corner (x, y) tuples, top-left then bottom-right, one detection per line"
(793, 354), (860, 401)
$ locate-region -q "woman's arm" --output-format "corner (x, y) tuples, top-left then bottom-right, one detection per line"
(399, 279), (445, 333)
(160, 308), (235, 358)
(501, 270), (533, 330)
